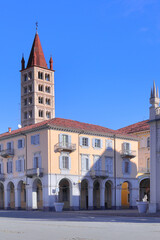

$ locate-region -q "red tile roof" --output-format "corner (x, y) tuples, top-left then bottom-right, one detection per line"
(117, 120), (149, 134)
(27, 33), (48, 69)
(0, 118), (117, 139)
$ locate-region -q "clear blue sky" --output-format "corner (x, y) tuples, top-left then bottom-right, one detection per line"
(0, 0), (160, 133)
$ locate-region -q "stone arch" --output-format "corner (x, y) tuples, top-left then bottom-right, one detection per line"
(80, 179), (89, 209)
(32, 178), (43, 210)
(139, 178), (150, 201)
(17, 180), (26, 209)
(105, 180), (113, 209)
(7, 181), (15, 209)
(93, 180), (100, 209)
(58, 178), (71, 210)
(121, 181), (132, 208)
(0, 182), (4, 209)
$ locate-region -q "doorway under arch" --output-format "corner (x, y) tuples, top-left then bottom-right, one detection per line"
(17, 181), (26, 209)
(0, 183), (4, 209)
(121, 182), (131, 208)
(32, 178), (43, 209)
(105, 181), (112, 209)
(59, 178), (71, 210)
(93, 180), (100, 209)
(7, 182), (15, 209)
(139, 178), (150, 201)
(80, 179), (88, 209)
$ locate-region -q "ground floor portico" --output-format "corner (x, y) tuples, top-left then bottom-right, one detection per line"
(0, 174), (139, 210)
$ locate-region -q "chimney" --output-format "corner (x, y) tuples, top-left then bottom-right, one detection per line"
(8, 127), (11, 133)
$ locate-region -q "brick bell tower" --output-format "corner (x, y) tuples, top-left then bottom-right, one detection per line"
(20, 29), (55, 127)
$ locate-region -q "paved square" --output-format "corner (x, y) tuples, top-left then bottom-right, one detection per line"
(0, 210), (160, 240)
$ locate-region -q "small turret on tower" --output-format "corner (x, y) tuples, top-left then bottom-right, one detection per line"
(49, 56), (53, 70)
(150, 81), (160, 120)
(21, 54), (25, 70)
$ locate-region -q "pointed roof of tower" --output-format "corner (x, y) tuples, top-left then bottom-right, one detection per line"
(27, 33), (48, 69)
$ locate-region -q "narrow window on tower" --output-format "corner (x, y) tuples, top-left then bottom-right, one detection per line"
(46, 111), (51, 119)
(38, 85), (43, 92)
(24, 87), (27, 94)
(38, 72), (43, 80)
(24, 98), (27, 106)
(28, 72), (32, 80)
(38, 97), (43, 104)
(28, 111), (32, 118)
(24, 112), (27, 119)
(45, 86), (50, 93)
(46, 98), (50, 105)
(45, 74), (50, 81)
(39, 110), (43, 118)
(28, 85), (32, 92)
(24, 74), (28, 82)
(29, 97), (32, 105)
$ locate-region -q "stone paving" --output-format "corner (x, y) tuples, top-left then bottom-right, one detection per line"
(0, 210), (160, 240)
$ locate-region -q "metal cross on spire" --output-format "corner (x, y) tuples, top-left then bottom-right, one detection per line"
(36, 22), (38, 33)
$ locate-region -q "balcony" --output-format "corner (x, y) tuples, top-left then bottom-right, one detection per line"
(0, 173), (5, 181)
(90, 170), (108, 179)
(0, 149), (14, 158)
(54, 142), (76, 153)
(138, 167), (150, 174)
(120, 150), (136, 159)
(26, 168), (44, 178)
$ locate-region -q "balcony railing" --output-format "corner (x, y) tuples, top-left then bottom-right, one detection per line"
(0, 149), (14, 158)
(0, 173), (5, 181)
(54, 142), (76, 152)
(26, 168), (44, 178)
(89, 170), (108, 179)
(120, 150), (136, 159)
(138, 167), (150, 174)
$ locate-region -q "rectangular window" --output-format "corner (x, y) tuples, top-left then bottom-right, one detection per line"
(18, 139), (23, 149)
(82, 137), (89, 147)
(0, 144), (3, 152)
(62, 134), (69, 146)
(81, 155), (89, 171)
(106, 139), (113, 151)
(123, 142), (131, 154)
(7, 142), (12, 150)
(62, 156), (69, 169)
(105, 157), (113, 173)
(16, 159), (22, 172)
(94, 156), (101, 171)
(31, 134), (40, 145)
(7, 161), (13, 174)
(125, 161), (129, 173)
(0, 163), (2, 174)
(95, 139), (101, 148)
(34, 157), (39, 168)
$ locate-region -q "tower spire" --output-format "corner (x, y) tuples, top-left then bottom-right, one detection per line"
(36, 22), (38, 34)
